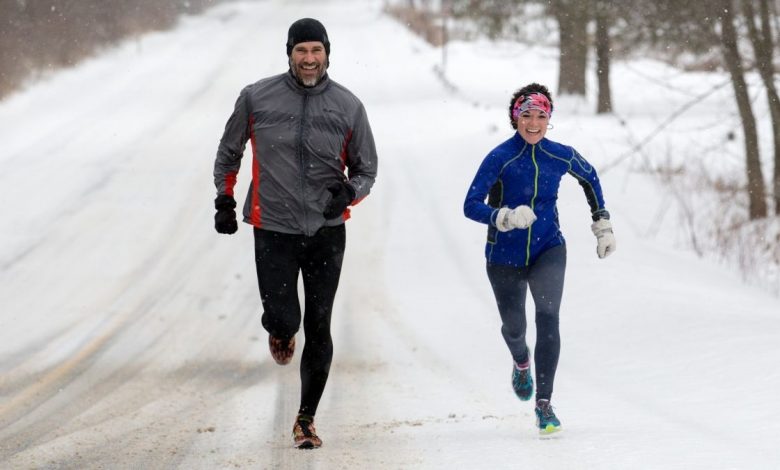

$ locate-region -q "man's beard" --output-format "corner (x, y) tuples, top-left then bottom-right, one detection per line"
(290, 58), (328, 87)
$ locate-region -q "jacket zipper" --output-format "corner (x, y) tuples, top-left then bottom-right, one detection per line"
(526, 145), (539, 266)
(297, 93), (310, 235)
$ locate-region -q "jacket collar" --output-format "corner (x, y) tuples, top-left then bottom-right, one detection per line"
(513, 132), (548, 148)
(285, 70), (330, 95)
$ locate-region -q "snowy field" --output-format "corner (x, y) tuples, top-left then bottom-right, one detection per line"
(1, 0), (779, 468)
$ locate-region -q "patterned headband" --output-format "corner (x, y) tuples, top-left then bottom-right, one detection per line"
(511, 92), (552, 120)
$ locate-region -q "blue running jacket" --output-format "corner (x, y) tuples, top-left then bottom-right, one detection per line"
(464, 133), (609, 267)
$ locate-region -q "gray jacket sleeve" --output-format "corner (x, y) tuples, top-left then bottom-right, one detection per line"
(213, 88), (251, 197)
(346, 103), (378, 201)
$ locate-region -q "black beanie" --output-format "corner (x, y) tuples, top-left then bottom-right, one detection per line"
(286, 18), (330, 56)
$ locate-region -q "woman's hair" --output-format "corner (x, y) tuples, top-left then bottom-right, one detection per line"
(508, 83), (553, 129)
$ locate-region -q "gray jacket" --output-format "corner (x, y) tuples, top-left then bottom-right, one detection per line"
(214, 72), (378, 236)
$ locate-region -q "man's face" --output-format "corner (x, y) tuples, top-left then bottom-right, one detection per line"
(289, 41), (328, 87)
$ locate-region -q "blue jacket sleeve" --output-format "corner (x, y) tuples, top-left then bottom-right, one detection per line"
(567, 147), (609, 220)
(463, 152), (502, 227)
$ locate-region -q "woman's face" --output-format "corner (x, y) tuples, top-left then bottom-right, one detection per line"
(516, 109), (549, 144)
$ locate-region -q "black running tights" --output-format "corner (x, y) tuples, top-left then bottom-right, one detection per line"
(254, 225), (345, 416)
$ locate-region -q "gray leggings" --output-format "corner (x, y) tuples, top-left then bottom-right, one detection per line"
(486, 244), (566, 401)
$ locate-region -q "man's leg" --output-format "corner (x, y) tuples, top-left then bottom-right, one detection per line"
(298, 225), (345, 417)
(254, 228), (302, 346)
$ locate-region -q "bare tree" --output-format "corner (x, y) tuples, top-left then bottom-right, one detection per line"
(449, 0), (523, 39)
(718, 0), (768, 218)
(550, 0), (590, 96)
(742, 0), (780, 215)
(594, 0), (612, 113)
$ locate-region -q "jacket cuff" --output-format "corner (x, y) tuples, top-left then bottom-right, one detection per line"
(591, 209), (610, 222)
(345, 182), (357, 202)
(490, 208), (500, 227)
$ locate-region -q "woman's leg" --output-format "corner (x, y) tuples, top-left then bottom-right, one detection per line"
(486, 263), (531, 365)
(527, 244), (567, 401)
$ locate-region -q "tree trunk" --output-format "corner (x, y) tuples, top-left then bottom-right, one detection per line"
(594, 1), (612, 113)
(553, 0), (589, 96)
(719, 0), (767, 219)
(742, 0), (780, 215)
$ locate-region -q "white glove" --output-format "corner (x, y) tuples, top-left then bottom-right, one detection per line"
(496, 206), (537, 232)
(591, 218), (616, 259)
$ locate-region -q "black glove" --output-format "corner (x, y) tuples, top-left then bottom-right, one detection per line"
(323, 181), (356, 220)
(214, 194), (238, 234)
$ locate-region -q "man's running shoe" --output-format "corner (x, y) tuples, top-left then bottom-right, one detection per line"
(292, 414), (322, 449)
(535, 399), (561, 435)
(269, 335), (295, 365)
(512, 361), (533, 401)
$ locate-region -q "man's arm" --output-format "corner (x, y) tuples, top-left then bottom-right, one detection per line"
(344, 103), (378, 202)
(214, 88), (251, 197)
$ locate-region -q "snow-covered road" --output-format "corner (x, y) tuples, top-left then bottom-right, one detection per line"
(1, 1), (779, 468)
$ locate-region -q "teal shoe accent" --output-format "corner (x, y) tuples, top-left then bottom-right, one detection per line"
(535, 399), (561, 435)
(512, 364), (533, 401)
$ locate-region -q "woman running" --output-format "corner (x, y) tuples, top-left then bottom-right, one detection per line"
(463, 82), (616, 434)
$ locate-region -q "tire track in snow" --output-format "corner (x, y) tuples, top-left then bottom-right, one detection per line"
(0, 222), (273, 467)
(0, 178), (259, 467)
